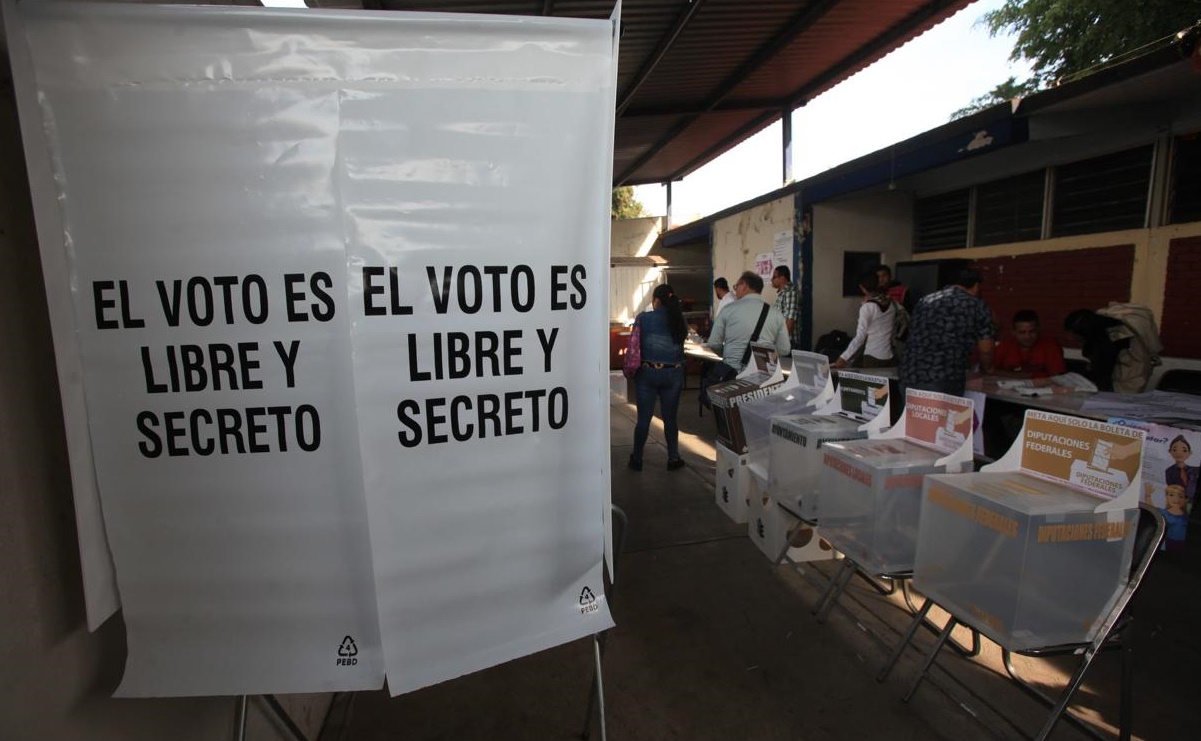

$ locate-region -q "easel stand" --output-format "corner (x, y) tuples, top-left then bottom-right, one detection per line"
(234, 694), (314, 741)
(579, 633), (608, 741)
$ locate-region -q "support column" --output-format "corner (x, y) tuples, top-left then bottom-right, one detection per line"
(781, 108), (793, 184)
(665, 181), (673, 229)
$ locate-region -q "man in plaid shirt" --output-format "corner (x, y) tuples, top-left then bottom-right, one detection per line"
(771, 265), (800, 349)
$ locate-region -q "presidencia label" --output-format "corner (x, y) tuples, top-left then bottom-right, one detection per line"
(903, 389), (973, 454)
(1019, 411), (1144, 499)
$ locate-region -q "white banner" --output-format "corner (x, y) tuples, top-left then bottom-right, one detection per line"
(14, 3), (393, 696)
(5, 0), (121, 631)
(342, 12), (617, 694)
(13, 1), (616, 697)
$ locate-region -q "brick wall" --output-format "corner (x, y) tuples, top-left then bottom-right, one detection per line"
(1161, 236), (1201, 358)
(971, 245), (1134, 349)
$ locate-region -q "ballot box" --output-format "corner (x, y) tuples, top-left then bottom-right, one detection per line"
(915, 473), (1137, 650)
(766, 370), (892, 522)
(708, 343), (785, 453)
(912, 410), (1145, 651)
(819, 390), (975, 574)
(768, 414), (867, 521)
(819, 440), (944, 574)
(740, 350), (833, 482)
(715, 441), (751, 524)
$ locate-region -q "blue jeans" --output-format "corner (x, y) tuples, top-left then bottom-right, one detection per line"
(632, 366), (685, 463)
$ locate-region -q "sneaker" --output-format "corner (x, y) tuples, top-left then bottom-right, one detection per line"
(628, 456), (642, 472)
(666, 458), (686, 471)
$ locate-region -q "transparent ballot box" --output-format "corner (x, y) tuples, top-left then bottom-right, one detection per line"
(768, 414), (867, 521)
(913, 472), (1137, 651)
(740, 390), (822, 482)
(740, 350), (834, 480)
(819, 439), (945, 574)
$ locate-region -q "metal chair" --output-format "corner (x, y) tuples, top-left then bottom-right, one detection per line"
(892, 504), (1164, 741)
(580, 504), (628, 741)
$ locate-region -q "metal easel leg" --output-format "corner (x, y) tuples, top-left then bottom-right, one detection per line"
(580, 632), (610, 740)
(903, 616), (957, 703)
(235, 695), (249, 741)
(878, 597), (933, 682)
(814, 558), (857, 623)
(263, 695), (311, 741)
(593, 634), (608, 741)
(232, 694), (311, 741)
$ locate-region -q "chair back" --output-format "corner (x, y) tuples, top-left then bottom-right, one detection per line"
(1088, 504), (1165, 651)
(1154, 369), (1201, 396)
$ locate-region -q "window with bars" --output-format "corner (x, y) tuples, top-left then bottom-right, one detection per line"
(1051, 145), (1152, 237)
(913, 188), (969, 252)
(974, 170), (1045, 246)
(1169, 133), (1201, 225)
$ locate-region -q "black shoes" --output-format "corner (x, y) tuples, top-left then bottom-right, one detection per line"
(629, 456), (684, 471)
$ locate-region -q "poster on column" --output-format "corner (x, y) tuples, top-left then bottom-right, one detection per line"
(344, 11), (617, 694)
(12, 4), (385, 696)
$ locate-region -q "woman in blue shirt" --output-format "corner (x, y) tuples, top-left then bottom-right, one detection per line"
(629, 284), (688, 472)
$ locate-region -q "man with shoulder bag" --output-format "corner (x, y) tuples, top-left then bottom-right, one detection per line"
(700, 271), (792, 407)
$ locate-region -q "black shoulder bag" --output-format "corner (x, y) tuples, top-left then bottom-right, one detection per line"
(700, 304), (771, 409)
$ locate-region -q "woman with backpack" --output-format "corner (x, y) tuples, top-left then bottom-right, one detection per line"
(833, 276), (901, 369)
(628, 283), (688, 472)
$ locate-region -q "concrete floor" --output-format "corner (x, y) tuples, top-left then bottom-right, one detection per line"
(331, 379), (1196, 741)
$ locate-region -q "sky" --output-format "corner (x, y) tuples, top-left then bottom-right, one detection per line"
(633, 0), (1034, 225)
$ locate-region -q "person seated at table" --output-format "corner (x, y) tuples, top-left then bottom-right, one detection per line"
(993, 310), (1066, 379)
(1063, 307), (1156, 393)
(834, 276), (896, 369)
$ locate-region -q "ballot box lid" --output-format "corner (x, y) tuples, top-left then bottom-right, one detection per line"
(925, 471), (1115, 516)
(824, 438), (943, 469)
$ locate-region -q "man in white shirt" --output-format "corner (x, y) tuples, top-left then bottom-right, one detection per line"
(835, 282), (897, 369)
(706, 271), (791, 371)
(712, 277), (735, 318)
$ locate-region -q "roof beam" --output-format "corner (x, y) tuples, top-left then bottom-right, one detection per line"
(615, 0), (709, 116)
(615, 0), (840, 185)
(622, 98), (784, 118)
(667, 109), (781, 183)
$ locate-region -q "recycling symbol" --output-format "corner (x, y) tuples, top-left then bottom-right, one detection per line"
(338, 636), (358, 657)
(579, 586), (596, 606)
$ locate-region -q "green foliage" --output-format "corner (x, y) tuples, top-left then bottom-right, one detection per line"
(611, 186), (647, 220)
(983, 0), (1200, 88)
(953, 1), (1200, 119)
(950, 76), (1040, 120)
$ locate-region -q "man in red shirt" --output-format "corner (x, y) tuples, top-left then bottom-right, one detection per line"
(994, 309), (1066, 378)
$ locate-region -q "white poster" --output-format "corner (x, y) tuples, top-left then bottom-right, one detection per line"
(773, 230), (793, 274)
(13, 3), (388, 696)
(343, 12), (617, 694)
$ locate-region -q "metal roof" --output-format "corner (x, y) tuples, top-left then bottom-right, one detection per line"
(658, 28), (1201, 247)
(369, 0), (974, 185)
